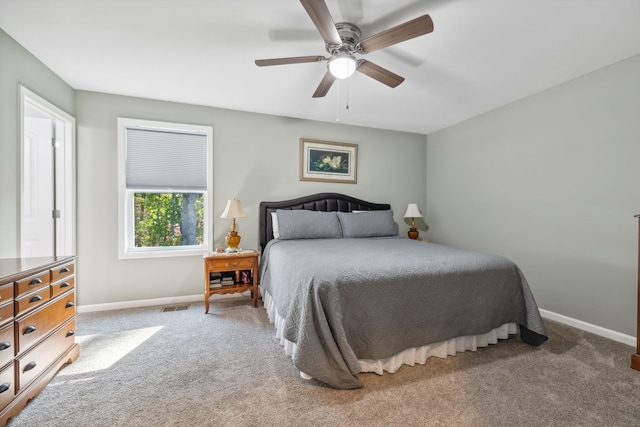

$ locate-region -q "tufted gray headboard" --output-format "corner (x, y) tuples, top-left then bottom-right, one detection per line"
(258, 193), (390, 251)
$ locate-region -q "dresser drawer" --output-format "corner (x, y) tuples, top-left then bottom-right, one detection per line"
(0, 362), (14, 412)
(15, 291), (75, 354)
(16, 318), (76, 392)
(0, 302), (13, 327)
(14, 286), (51, 318)
(50, 262), (74, 283)
(51, 275), (75, 298)
(208, 257), (255, 271)
(15, 271), (50, 298)
(0, 323), (14, 368)
(0, 284), (12, 306)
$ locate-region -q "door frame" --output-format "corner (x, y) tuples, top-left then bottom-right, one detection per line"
(19, 85), (76, 257)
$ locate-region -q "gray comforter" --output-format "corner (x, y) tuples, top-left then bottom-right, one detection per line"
(260, 237), (547, 389)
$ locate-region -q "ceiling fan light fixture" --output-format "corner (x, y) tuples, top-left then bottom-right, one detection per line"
(256, 1), (433, 98)
(328, 53), (357, 79)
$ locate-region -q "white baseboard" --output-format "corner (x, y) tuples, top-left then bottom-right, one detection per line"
(77, 297), (637, 348)
(76, 294), (203, 314)
(539, 308), (637, 347)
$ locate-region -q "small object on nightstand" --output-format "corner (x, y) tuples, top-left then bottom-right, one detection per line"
(404, 203), (423, 240)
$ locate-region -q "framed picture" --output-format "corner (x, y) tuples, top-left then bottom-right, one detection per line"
(299, 138), (358, 184)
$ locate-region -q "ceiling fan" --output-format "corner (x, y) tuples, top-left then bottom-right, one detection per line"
(255, 0), (434, 98)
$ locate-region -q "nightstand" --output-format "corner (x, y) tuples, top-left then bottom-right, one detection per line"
(203, 250), (259, 313)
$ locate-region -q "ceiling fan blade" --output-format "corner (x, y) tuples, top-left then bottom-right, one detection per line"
(312, 71), (336, 98)
(357, 14), (433, 54)
(300, 0), (342, 46)
(255, 56), (325, 67)
(356, 60), (404, 88)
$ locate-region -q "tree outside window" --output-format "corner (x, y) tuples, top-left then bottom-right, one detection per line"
(133, 192), (204, 247)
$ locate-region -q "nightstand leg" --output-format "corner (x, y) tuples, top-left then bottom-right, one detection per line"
(204, 263), (210, 314)
(252, 265), (259, 307)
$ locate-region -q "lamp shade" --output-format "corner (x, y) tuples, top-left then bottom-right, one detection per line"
(403, 203), (422, 218)
(220, 199), (247, 219)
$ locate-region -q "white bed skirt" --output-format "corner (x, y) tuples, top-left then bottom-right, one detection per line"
(262, 290), (519, 378)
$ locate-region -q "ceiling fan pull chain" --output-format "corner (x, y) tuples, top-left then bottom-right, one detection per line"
(336, 79), (340, 122)
(346, 81), (350, 111)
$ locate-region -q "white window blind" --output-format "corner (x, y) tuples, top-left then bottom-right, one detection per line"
(125, 128), (207, 191)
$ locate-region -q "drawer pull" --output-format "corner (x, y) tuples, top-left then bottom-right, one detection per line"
(65, 301), (74, 308)
(60, 282), (70, 288)
(23, 325), (37, 335)
(225, 262), (239, 268)
(60, 267), (70, 273)
(66, 330), (75, 338)
(0, 341), (11, 351)
(0, 383), (10, 394)
(30, 295), (43, 303)
(24, 361), (37, 372)
(29, 278), (43, 286)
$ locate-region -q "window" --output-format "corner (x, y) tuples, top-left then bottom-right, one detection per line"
(118, 118), (213, 259)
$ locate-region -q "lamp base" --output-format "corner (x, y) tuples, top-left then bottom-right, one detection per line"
(225, 230), (241, 252)
(407, 228), (419, 240)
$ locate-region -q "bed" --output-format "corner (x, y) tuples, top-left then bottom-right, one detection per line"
(259, 193), (547, 389)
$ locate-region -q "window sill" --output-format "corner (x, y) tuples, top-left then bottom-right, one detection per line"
(119, 247), (209, 260)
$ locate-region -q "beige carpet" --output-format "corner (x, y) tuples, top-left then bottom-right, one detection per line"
(6, 295), (640, 427)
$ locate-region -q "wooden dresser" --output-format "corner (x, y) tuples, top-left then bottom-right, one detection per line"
(633, 215), (640, 371)
(0, 256), (79, 426)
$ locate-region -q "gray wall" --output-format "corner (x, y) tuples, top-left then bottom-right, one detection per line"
(0, 29), (75, 258)
(75, 91), (426, 306)
(426, 54), (640, 336)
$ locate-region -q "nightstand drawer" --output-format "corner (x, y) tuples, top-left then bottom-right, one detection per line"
(208, 258), (255, 271)
(15, 271), (50, 298)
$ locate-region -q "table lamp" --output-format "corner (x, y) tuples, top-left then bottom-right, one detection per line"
(404, 203), (422, 240)
(221, 199), (247, 252)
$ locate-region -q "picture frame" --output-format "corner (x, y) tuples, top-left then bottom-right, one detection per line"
(299, 138), (358, 184)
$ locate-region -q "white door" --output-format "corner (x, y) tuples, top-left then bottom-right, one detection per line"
(20, 87), (76, 258)
(22, 115), (54, 257)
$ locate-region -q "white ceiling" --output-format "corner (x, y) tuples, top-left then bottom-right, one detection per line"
(1, 0), (639, 135)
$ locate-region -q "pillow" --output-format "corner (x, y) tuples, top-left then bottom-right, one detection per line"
(275, 209), (342, 240)
(337, 210), (397, 238)
(271, 212), (280, 239)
